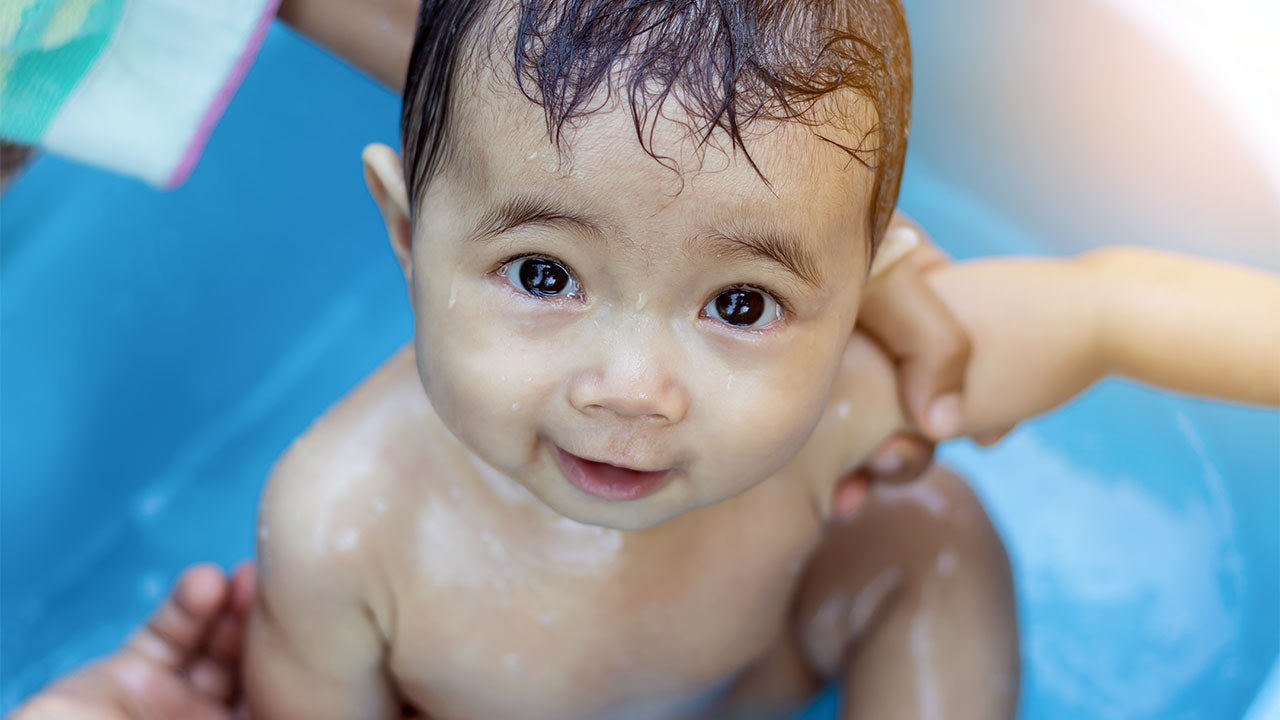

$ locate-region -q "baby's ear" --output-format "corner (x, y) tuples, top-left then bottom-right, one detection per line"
(362, 144), (413, 278)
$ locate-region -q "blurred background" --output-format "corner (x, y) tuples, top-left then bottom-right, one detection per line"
(2, 0), (1277, 717)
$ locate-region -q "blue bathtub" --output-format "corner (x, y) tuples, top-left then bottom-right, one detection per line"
(3, 1), (1277, 716)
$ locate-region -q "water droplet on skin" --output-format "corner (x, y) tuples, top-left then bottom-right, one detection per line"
(511, 402), (521, 412)
(447, 281), (458, 309)
(848, 569), (904, 641)
(372, 497), (388, 516)
(335, 528), (361, 552)
(907, 592), (943, 720)
(635, 292), (647, 310)
(725, 374), (735, 391)
(481, 531), (505, 558)
(877, 482), (950, 518)
(116, 659), (152, 691)
(527, 151), (538, 160)
(813, 595), (843, 630)
(837, 401), (852, 420)
(935, 548), (957, 575)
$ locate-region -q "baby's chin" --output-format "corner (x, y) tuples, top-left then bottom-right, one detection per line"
(519, 474), (709, 532)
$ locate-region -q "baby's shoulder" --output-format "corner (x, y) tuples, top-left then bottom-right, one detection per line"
(257, 348), (439, 585)
(255, 348), (450, 637)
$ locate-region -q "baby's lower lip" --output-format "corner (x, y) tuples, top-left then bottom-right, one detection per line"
(555, 448), (671, 501)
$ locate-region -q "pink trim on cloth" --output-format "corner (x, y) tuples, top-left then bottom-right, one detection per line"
(164, 0), (282, 189)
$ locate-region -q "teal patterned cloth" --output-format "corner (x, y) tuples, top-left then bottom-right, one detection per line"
(0, 0), (278, 187)
(1, 0), (125, 143)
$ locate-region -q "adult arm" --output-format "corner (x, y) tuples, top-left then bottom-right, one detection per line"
(929, 247), (1280, 438)
(277, 0), (420, 91)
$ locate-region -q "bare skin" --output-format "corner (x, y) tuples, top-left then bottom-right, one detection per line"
(249, 338), (1016, 720)
(15, 257), (1270, 720)
(11, 564), (255, 720)
(274, 0), (974, 450)
(245, 51), (1024, 715)
(245, 35), (1280, 716)
(246, 245), (1279, 720)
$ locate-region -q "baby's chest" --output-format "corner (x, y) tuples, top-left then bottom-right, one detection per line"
(386, 518), (817, 720)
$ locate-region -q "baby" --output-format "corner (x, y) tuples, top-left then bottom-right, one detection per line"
(244, 2), (1279, 719)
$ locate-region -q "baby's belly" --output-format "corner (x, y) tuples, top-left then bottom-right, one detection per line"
(385, 535), (815, 720)
(388, 580), (793, 720)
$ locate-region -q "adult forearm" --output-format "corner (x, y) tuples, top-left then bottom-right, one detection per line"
(925, 248), (1279, 440)
(1084, 247), (1280, 406)
(925, 256), (1106, 438)
(277, 0), (419, 91)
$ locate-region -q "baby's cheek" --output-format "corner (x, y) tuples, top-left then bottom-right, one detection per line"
(419, 318), (553, 449)
(710, 375), (829, 481)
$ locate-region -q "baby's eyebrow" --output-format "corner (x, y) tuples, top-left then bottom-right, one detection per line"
(698, 226), (824, 289)
(469, 193), (606, 244)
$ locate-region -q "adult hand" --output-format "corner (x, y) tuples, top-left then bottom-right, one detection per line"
(277, 0), (420, 91)
(849, 213), (1015, 488)
(12, 564), (428, 720)
(858, 213), (970, 441)
(12, 564), (254, 720)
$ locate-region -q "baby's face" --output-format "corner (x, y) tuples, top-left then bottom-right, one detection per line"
(402, 84), (876, 530)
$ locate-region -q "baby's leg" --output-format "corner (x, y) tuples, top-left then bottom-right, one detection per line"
(794, 466), (1019, 720)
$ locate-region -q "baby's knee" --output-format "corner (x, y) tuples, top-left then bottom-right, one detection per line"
(891, 465), (1008, 564)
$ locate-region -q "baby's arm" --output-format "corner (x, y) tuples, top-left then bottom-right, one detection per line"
(244, 462), (399, 720)
(927, 247), (1279, 437)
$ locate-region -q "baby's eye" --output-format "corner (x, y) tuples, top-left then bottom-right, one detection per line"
(501, 256), (581, 298)
(703, 288), (781, 329)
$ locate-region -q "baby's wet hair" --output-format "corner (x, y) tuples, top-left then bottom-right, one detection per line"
(401, 0), (911, 250)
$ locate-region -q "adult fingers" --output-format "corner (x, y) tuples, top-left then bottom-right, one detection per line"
(123, 564), (229, 669)
(859, 249), (971, 439)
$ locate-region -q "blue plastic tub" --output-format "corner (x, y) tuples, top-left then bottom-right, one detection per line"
(3, 9), (1277, 718)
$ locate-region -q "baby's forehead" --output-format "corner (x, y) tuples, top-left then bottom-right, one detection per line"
(441, 71), (877, 243)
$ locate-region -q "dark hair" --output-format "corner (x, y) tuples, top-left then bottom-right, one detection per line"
(401, 0), (910, 249)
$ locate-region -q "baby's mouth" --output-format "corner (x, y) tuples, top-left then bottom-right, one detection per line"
(554, 447), (672, 501)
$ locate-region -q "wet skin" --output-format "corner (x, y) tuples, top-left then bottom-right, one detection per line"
(245, 66), (1018, 720)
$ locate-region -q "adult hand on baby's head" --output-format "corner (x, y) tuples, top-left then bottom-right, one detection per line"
(848, 212), (1016, 494)
(857, 213), (972, 441)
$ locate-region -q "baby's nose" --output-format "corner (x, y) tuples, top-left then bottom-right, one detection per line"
(569, 374), (690, 423)
(567, 341), (690, 424)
